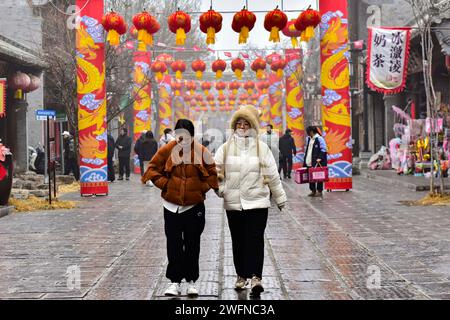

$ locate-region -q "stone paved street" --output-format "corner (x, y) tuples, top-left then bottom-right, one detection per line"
(0, 175), (449, 300)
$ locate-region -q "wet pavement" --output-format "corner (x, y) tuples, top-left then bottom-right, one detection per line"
(0, 174), (449, 300)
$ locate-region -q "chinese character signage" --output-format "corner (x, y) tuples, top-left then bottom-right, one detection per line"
(367, 27), (411, 94)
(0, 79), (6, 118)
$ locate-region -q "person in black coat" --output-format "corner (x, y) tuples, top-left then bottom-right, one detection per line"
(107, 133), (115, 182)
(115, 127), (132, 180)
(135, 130), (158, 177)
(279, 129), (297, 179)
(304, 126), (328, 197)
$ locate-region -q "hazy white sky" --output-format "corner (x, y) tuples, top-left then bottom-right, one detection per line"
(197, 0), (318, 58)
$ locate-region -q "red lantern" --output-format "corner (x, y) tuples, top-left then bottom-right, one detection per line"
(200, 8), (223, 45)
(218, 94), (226, 105)
(132, 11), (159, 51)
(295, 7), (321, 42)
(239, 93), (249, 104)
(185, 81), (197, 95)
(231, 58), (246, 80)
(282, 19), (302, 48)
(171, 81), (183, 96)
(257, 81), (270, 94)
(251, 58), (267, 79)
(206, 94), (215, 106)
(271, 59), (287, 78)
(264, 6), (287, 43)
(228, 93), (237, 106)
(168, 10), (191, 46)
(23, 75), (41, 93)
(250, 93), (259, 104)
(232, 7), (257, 44)
(215, 82), (227, 95)
(8, 72), (31, 90)
(212, 59), (227, 79)
(201, 82), (212, 95)
(102, 11), (127, 46)
(171, 60), (186, 80)
(151, 61), (167, 81)
(266, 53), (282, 66)
(228, 81), (241, 95)
(191, 60), (206, 79)
(243, 81), (255, 95)
(195, 94), (204, 103)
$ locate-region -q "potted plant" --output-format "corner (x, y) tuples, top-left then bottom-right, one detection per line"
(0, 141), (13, 206)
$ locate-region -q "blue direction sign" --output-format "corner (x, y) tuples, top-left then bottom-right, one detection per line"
(36, 109), (56, 121)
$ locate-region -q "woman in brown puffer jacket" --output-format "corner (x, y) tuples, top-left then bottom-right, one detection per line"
(142, 119), (219, 297)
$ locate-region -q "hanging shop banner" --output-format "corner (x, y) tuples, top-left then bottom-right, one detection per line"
(0, 79), (6, 118)
(320, 0), (353, 191)
(158, 75), (173, 137)
(285, 49), (305, 170)
(76, 0), (108, 196)
(367, 27), (411, 94)
(132, 51), (152, 174)
(268, 73), (284, 133)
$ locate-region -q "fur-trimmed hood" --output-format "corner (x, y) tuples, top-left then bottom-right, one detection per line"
(230, 105), (260, 132)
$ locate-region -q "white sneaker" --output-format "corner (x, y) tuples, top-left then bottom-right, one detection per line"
(146, 181), (154, 187)
(164, 282), (181, 296)
(187, 281), (199, 297)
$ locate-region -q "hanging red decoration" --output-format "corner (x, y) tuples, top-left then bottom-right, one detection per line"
(250, 93), (259, 104)
(218, 94), (227, 105)
(231, 58), (246, 80)
(243, 80), (255, 94)
(257, 80), (270, 94)
(23, 75), (41, 93)
(185, 81), (197, 95)
(195, 94), (204, 103)
(156, 54), (174, 65)
(151, 61), (167, 81)
(271, 59), (287, 78)
(239, 93), (249, 104)
(171, 60), (186, 80)
(228, 93), (237, 106)
(199, 8), (223, 45)
(266, 53), (282, 66)
(212, 59), (227, 79)
(282, 19), (302, 48)
(215, 81), (227, 95)
(251, 58), (267, 79)
(295, 7), (321, 42)
(206, 94), (216, 106)
(102, 11), (127, 46)
(132, 11), (159, 51)
(228, 81), (241, 95)
(232, 7), (257, 44)
(191, 60), (206, 79)
(171, 81), (183, 96)
(264, 6), (288, 43)
(201, 82), (212, 95)
(168, 9), (191, 46)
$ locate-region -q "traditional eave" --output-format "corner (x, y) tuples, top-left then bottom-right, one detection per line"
(0, 34), (47, 69)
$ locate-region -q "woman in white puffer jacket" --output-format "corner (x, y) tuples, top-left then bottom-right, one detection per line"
(214, 105), (287, 297)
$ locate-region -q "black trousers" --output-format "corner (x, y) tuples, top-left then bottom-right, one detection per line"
(279, 154), (293, 178)
(107, 157), (115, 182)
(307, 166), (323, 193)
(118, 157), (130, 178)
(64, 158), (80, 181)
(164, 203), (206, 283)
(226, 208), (269, 279)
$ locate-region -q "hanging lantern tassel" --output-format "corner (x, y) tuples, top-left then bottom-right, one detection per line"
(207, 27), (216, 45)
(302, 26), (315, 42)
(216, 70), (223, 79)
(176, 28), (186, 45)
(232, 89), (237, 95)
(156, 72), (163, 81)
(239, 26), (249, 44)
(190, 89), (194, 95)
(196, 71), (203, 79)
(291, 37), (298, 48)
(269, 27), (280, 42)
(234, 69), (242, 80)
(277, 69), (283, 78)
(204, 90), (209, 95)
(176, 70), (182, 79)
(176, 90), (180, 96)
(107, 30), (120, 46)
(256, 69), (264, 79)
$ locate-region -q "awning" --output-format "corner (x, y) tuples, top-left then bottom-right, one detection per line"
(0, 34), (47, 69)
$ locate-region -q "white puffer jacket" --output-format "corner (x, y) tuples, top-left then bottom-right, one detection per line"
(214, 134), (287, 211)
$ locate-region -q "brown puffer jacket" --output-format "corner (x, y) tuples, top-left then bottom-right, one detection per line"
(142, 140), (219, 206)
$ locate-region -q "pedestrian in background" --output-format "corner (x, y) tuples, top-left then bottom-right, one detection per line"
(304, 126), (328, 197)
(159, 128), (175, 148)
(214, 105), (287, 297)
(279, 129), (297, 179)
(62, 131), (79, 181)
(115, 127), (132, 181)
(142, 119), (219, 297)
(107, 133), (115, 182)
(136, 130), (158, 185)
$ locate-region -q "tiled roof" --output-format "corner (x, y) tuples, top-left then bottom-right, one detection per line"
(0, 34), (46, 68)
